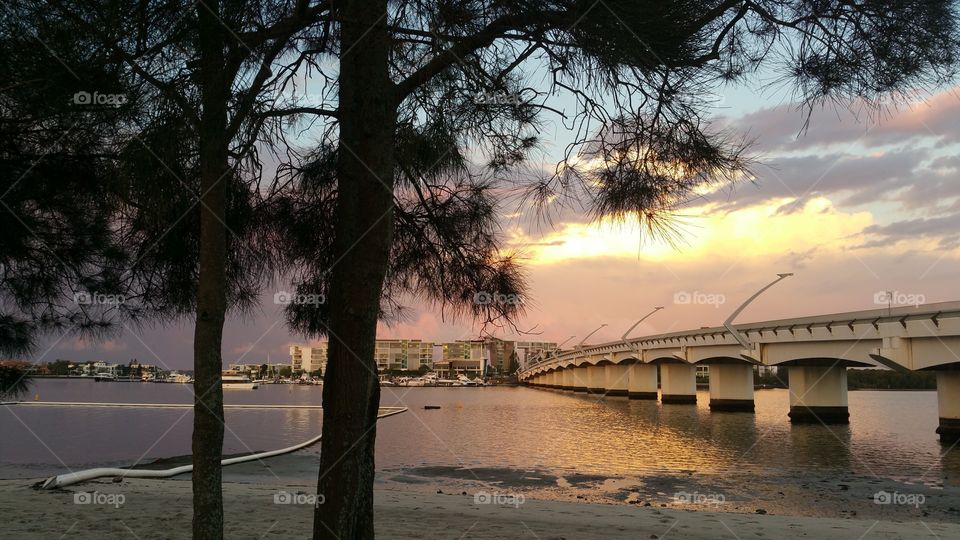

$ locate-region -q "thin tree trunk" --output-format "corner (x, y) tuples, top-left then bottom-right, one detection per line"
(193, 2), (229, 538)
(314, 0), (394, 537)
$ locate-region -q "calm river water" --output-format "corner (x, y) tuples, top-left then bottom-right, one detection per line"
(3, 379), (959, 520)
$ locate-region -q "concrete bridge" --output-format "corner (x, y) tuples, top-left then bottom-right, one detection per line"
(518, 301), (960, 442)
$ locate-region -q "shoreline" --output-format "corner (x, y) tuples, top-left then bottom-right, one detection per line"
(6, 450), (959, 524)
(2, 477), (958, 539)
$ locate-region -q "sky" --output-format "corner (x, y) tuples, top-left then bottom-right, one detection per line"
(31, 80), (960, 370)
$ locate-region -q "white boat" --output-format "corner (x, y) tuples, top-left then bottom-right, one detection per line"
(457, 375), (482, 387)
(222, 374), (258, 389)
(171, 372), (193, 384)
(93, 373), (116, 382)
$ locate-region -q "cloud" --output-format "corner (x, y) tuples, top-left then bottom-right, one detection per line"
(728, 88), (960, 153)
(61, 338), (128, 355)
(708, 148), (926, 214)
(860, 212), (960, 249)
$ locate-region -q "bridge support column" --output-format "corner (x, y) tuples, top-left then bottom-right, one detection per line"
(572, 366), (589, 392)
(787, 365), (849, 424)
(604, 364), (629, 396)
(936, 371), (960, 443)
(708, 364), (755, 412)
(587, 365), (606, 394)
(627, 363), (658, 399)
(660, 364), (697, 404)
(561, 368), (574, 390)
(549, 371), (560, 388)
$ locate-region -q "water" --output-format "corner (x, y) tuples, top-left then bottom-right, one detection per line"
(3, 380), (959, 519)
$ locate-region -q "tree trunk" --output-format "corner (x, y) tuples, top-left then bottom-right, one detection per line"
(193, 2), (229, 538)
(313, 0), (394, 538)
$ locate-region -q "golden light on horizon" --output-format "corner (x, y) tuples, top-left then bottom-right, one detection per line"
(511, 197), (880, 265)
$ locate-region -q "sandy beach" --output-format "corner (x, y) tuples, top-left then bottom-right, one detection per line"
(2, 477), (958, 539)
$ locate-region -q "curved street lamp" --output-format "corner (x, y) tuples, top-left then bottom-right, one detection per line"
(724, 273), (794, 348)
(550, 335), (576, 359)
(576, 323), (608, 355)
(621, 306), (665, 353)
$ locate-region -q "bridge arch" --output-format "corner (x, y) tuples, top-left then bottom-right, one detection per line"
(693, 356), (757, 365)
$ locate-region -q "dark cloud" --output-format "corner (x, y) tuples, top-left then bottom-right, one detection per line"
(707, 148), (925, 214)
(726, 90), (960, 154)
(860, 212), (960, 248)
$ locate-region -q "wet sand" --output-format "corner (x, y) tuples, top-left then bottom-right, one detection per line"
(2, 477), (958, 539)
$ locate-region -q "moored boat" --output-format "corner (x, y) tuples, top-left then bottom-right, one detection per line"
(222, 372), (258, 389)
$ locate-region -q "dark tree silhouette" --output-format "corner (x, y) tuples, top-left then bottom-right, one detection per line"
(0, 365), (32, 400)
(9, 1), (332, 538)
(5, 1), (958, 539)
(0, 24), (134, 356)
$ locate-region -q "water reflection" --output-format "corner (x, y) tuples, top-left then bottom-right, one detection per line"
(940, 444), (960, 487)
(789, 423), (852, 472)
(0, 381), (952, 491)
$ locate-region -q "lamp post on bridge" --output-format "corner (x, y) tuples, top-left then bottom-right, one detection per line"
(551, 335), (576, 359)
(621, 306), (665, 354)
(577, 324), (607, 355)
(723, 273), (794, 349)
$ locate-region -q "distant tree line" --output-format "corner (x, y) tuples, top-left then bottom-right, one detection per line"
(847, 368), (936, 390)
(751, 366), (936, 390)
(755, 367), (788, 388)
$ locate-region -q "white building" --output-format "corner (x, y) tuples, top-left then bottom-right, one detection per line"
(374, 339), (434, 371)
(290, 340), (435, 374)
(84, 361), (119, 376)
(289, 344), (328, 374)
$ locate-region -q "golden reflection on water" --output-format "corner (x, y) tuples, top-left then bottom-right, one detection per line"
(1, 381), (954, 488)
(376, 386), (948, 485)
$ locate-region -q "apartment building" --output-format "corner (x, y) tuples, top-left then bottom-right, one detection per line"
(289, 344), (328, 374)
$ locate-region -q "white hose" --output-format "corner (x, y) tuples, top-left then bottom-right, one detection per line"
(37, 406), (407, 489)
